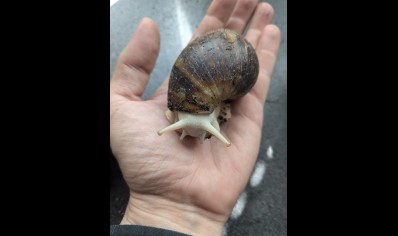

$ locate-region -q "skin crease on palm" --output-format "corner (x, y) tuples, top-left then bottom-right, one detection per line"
(110, 0), (281, 235)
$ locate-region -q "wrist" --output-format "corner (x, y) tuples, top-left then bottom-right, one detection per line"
(121, 192), (226, 236)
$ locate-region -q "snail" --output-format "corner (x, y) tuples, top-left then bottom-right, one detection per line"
(157, 28), (259, 147)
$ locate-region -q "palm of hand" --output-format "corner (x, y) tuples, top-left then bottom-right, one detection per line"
(111, 82), (263, 215)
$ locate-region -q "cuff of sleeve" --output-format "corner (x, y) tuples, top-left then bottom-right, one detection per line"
(110, 225), (190, 236)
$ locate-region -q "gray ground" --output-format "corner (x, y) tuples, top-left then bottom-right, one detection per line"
(110, 0), (287, 235)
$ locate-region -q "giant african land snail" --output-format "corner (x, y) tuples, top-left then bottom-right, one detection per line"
(158, 28), (259, 147)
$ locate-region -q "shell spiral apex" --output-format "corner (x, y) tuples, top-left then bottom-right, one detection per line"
(158, 28), (259, 147)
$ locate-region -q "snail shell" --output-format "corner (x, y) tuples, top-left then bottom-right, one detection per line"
(158, 28), (259, 147)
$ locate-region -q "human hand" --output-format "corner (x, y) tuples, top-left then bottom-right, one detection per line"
(110, 0), (281, 235)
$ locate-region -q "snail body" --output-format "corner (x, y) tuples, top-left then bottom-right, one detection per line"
(158, 28), (259, 146)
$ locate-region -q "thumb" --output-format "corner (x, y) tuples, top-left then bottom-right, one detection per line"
(111, 17), (160, 101)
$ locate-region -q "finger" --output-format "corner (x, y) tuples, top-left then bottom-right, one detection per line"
(191, 0), (238, 40)
(111, 18), (160, 101)
(153, 0), (238, 102)
(251, 24), (281, 104)
(225, 0), (258, 34)
(245, 2), (274, 48)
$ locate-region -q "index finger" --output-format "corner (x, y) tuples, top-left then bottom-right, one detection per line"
(191, 0), (238, 40)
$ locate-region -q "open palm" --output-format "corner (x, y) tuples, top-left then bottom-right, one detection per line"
(110, 0), (280, 232)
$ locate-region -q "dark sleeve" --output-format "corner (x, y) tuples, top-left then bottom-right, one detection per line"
(110, 225), (190, 236)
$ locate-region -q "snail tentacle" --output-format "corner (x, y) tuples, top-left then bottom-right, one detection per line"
(180, 130), (188, 140)
(201, 122), (231, 147)
(157, 119), (187, 136)
(199, 132), (207, 144)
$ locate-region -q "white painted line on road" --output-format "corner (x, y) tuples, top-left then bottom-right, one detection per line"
(267, 145), (274, 159)
(250, 160), (266, 187)
(222, 223), (229, 236)
(231, 191), (247, 220)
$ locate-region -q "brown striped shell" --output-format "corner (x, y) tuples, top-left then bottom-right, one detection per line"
(167, 28), (259, 114)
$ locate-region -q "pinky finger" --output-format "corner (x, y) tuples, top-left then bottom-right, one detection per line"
(251, 24), (281, 104)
